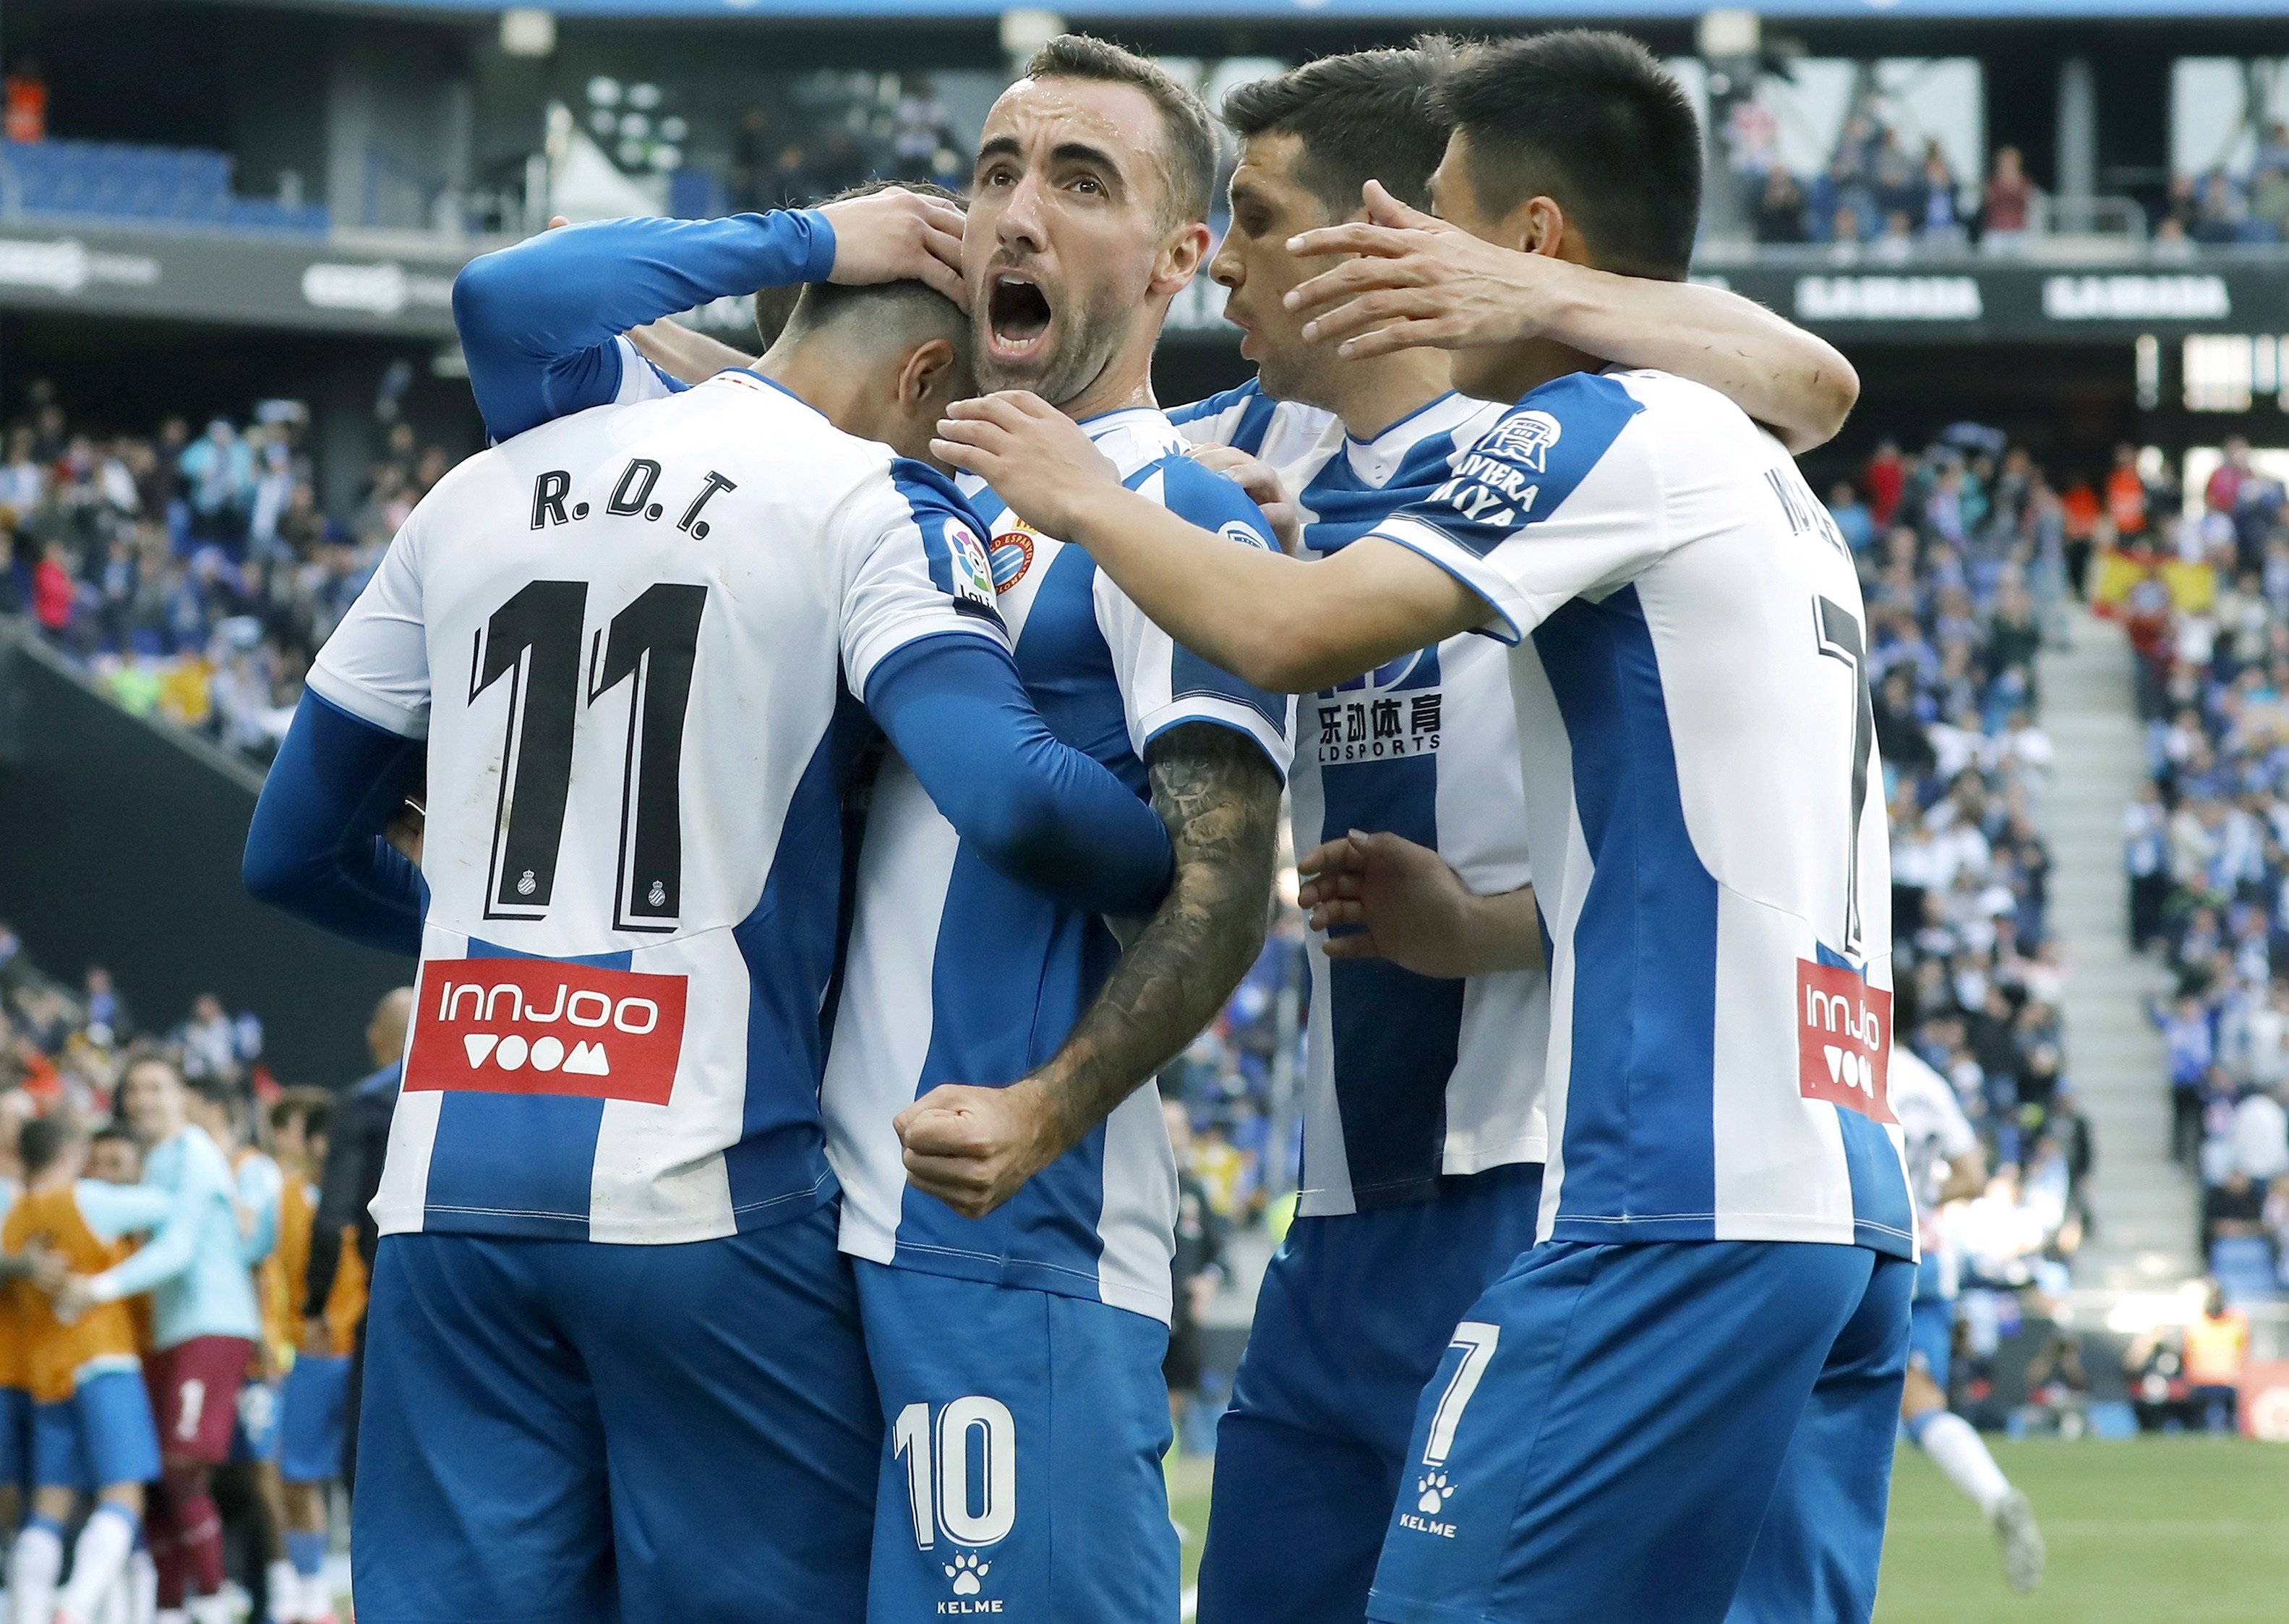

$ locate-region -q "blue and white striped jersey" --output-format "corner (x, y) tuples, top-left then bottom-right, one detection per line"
(823, 407), (1295, 1321)
(1369, 369), (1915, 1258)
(1171, 380), (1547, 1215)
(311, 370), (1011, 1244)
(1890, 1046), (1977, 1298)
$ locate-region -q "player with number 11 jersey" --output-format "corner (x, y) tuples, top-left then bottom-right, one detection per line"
(246, 247), (1178, 1623)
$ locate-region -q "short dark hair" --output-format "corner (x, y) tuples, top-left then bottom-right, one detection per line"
(1432, 30), (1703, 279)
(1221, 38), (1458, 219)
(774, 180), (970, 356)
(270, 1086), (331, 1142)
(18, 1116), (76, 1177)
(1025, 34), (1216, 225)
(90, 1123), (137, 1157)
(185, 1073), (237, 1115)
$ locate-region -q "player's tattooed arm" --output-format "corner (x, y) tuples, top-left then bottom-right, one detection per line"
(895, 722), (1283, 1219)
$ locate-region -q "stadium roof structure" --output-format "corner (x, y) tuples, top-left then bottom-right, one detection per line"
(213, 0), (2289, 19)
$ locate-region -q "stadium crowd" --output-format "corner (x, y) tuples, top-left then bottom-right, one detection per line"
(2115, 435), (2289, 1291)
(0, 380), (458, 765)
(1728, 92), (2037, 253)
(0, 923), (380, 1624)
(2153, 121), (2289, 250)
(1826, 427), (2094, 1316)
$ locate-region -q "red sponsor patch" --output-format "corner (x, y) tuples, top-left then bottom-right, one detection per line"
(1796, 958), (1895, 1124)
(405, 958), (688, 1106)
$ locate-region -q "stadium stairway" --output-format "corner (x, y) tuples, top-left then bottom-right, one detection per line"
(2040, 608), (2199, 1287)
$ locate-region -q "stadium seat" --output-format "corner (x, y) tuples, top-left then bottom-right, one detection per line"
(2208, 1237), (2281, 1304)
(1, 137), (278, 232)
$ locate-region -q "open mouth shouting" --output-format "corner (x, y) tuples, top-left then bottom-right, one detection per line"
(985, 268), (1057, 371)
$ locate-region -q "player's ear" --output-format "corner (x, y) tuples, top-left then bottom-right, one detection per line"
(1149, 220), (1213, 299)
(896, 336), (963, 411)
(1510, 195), (1579, 263)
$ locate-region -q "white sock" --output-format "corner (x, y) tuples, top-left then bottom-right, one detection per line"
(9, 1519), (64, 1624)
(187, 1594), (234, 1624)
(154, 1611), (187, 1624)
(132, 1553), (159, 1624)
(100, 1572), (132, 1624)
(300, 1571), (335, 1621)
(58, 1505), (140, 1623)
(265, 1559), (301, 1624)
(1917, 1410), (2012, 1516)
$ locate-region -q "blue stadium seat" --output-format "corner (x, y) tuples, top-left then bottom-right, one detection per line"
(2, 137), (273, 232)
(2209, 1236), (2281, 1304)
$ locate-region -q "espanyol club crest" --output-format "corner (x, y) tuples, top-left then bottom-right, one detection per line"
(1479, 409), (1563, 473)
(988, 523), (1038, 594)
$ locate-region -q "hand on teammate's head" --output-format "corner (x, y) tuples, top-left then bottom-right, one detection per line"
(818, 186), (969, 310)
(1280, 179), (1551, 362)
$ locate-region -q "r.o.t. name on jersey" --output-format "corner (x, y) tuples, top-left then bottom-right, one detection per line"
(309, 369), (1009, 1246)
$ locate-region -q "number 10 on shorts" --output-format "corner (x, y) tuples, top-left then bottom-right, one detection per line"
(893, 1397), (1017, 1551)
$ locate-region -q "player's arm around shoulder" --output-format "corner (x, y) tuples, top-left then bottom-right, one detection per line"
(895, 717), (1283, 1219)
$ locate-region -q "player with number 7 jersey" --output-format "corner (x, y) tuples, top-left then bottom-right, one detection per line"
(242, 250), (1181, 1624)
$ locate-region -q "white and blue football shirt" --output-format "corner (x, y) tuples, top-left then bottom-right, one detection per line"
(823, 406), (1295, 1321)
(1366, 368), (1915, 1258)
(1171, 380), (1548, 1216)
(1889, 1046), (1977, 1298)
(309, 369), (1011, 1244)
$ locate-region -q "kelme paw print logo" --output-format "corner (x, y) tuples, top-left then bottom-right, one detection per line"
(1417, 1472), (1454, 1513)
(944, 1553), (991, 1596)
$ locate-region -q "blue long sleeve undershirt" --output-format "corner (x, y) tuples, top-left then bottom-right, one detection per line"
(452, 211), (835, 441)
(867, 632), (1173, 918)
(241, 691), (429, 957)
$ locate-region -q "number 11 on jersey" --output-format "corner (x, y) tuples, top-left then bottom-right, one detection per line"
(471, 578), (708, 933)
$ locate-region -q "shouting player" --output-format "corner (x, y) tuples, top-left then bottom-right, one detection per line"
(1169, 43), (1860, 1624)
(244, 180), (1181, 1624)
(464, 44), (1293, 1623)
(935, 32), (1916, 1624)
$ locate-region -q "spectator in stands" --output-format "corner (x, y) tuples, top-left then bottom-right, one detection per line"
(176, 993), (245, 1084)
(1808, 155), (1874, 245)
(1980, 146), (2035, 252)
(82, 965), (131, 1048)
(179, 419), (254, 547)
(1919, 142), (1965, 242)
(3, 56), (47, 143)
(1751, 168), (1807, 244)
(2230, 1080), (2288, 1186)
(2105, 444), (2149, 541)
(1828, 481), (1875, 554)
(31, 539), (72, 637)
(2153, 993), (2215, 1166)
(2125, 782), (2170, 949)
(890, 74), (952, 181)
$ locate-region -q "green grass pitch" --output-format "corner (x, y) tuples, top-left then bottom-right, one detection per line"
(1168, 1437), (2289, 1621)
